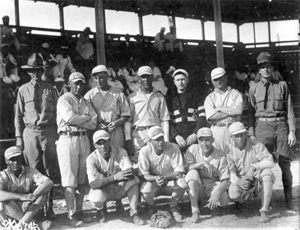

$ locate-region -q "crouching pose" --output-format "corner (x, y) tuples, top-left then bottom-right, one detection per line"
(185, 128), (231, 223)
(87, 130), (146, 226)
(226, 122), (275, 223)
(0, 146), (53, 230)
(138, 126), (187, 222)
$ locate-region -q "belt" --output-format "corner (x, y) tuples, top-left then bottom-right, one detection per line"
(132, 126), (153, 131)
(214, 122), (233, 127)
(258, 117), (285, 122)
(59, 131), (87, 136)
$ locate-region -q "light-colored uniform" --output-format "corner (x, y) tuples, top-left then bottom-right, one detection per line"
(225, 138), (275, 202)
(84, 86), (130, 148)
(138, 142), (186, 208)
(204, 87), (243, 150)
(87, 146), (139, 216)
(185, 144), (231, 213)
(56, 92), (97, 188)
(128, 88), (170, 163)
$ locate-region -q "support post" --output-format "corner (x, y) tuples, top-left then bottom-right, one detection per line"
(201, 20), (205, 41)
(267, 20), (271, 47)
(59, 4), (65, 36)
(14, 0), (20, 27)
(253, 22), (256, 48)
(138, 13), (144, 36)
(213, 0), (224, 68)
(237, 23), (240, 43)
(94, 0), (106, 65)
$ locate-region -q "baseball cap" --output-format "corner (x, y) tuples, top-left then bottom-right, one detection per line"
(2, 76), (13, 85)
(137, 66), (153, 77)
(211, 67), (226, 80)
(5, 146), (22, 159)
(10, 74), (20, 83)
(229, 122), (247, 135)
(197, 127), (213, 138)
(1, 43), (9, 49)
(172, 69), (189, 78)
(257, 52), (272, 65)
(21, 53), (47, 69)
(93, 130), (110, 143)
(69, 72), (86, 83)
(148, 126), (164, 140)
(92, 65), (108, 75)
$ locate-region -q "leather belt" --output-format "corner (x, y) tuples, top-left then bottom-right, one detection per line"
(258, 117), (285, 122)
(214, 122), (233, 127)
(132, 126), (153, 131)
(59, 131), (87, 136)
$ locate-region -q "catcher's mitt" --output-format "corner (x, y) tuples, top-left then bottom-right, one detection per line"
(149, 211), (175, 228)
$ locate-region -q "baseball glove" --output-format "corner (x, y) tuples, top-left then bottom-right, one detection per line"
(150, 211), (175, 228)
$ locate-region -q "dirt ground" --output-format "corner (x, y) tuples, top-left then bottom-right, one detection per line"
(45, 160), (300, 230)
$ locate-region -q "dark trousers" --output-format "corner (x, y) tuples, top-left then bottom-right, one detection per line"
(278, 155), (293, 203)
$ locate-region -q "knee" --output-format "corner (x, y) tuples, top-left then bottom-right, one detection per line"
(140, 182), (155, 194)
(228, 183), (241, 200)
(175, 178), (188, 190)
(261, 169), (275, 183)
(185, 170), (200, 184)
(89, 189), (107, 205)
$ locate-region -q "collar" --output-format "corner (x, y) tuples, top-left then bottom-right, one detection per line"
(138, 87), (157, 94)
(30, 79), (43, 87)
(214, 86), (231, 94)
(260, 76), (273, 86)
(7, 165), (25, 177)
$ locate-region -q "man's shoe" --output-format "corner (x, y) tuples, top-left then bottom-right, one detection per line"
(258, 210), (269, 223)
(286, 202), (299, 212)
(190, 212), (200, 223)
(97, 209), (107, 223)
(74, 211), (93, 223)
(45, 209), (57, 219)
(132, 215), (146, 226)
(67, 217), (84, 228)
(148, 206), (157, 216)
(171, 207), (183, 222)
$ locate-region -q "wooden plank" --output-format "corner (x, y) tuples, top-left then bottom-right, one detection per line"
(94, 0), (106, 65)
(213, 0), (224, 67)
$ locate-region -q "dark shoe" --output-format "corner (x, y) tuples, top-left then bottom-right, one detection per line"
(148, 206), (157, 216)
(258, 210), (269, 223)
(97, 209), (107, 223)
(75, 211), (93, 223)
(286, 202), (299, 212)
(132, 214), (146, 226)
(45, 209), (57, 219)
(190, 212), (200, 223)
(171, 207), (183, 222)
(67, 217), (84, 227)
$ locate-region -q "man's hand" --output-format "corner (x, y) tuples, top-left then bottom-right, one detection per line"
(288, 131), (296, 147)
(19, 194), (32, 202)
(186, 133), (197, 146)
(175, 135), (186, 148)
(204, 189), (221, 210)
(245, 166), (256, 181)
(201, 161), (212, 177)
(16, 137), (24, 151)
(107, 121), (118, 132)
(114, 169), (133, 181)
(99, 123), (107, 130)
(236, 178), (251, 190)
(156, 176), (167, 187)
(124, 140), (135, 156)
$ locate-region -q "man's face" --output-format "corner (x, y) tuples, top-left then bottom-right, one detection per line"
(27, 68), (44, 82)
(6, 155), (22, 173)
(150, 136), (165, 154)
(198, 136), (214, 154)
(231, 132), (247, 149)
(259, 63), (273, 79)
(174, 74), (189, 91)
(94, 72), (108, 88)
(95, 139), (111, 159)
(3, 17), (9, 26)
(212, 75), (227, 90)
(69, 80), (84, 97)
(139, 74), (153, 90)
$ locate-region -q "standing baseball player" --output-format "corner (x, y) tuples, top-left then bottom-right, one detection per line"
(56, 72), (97, 227)
(248, 52), (297, 211)
(204, 67), (244, 150)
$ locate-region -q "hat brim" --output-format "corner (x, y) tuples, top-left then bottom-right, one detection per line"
(230, 128), (247, 135)
(5, 152), (22, 159)
(21, 65), (48, 69)
(197, 134), (213, 138)
(70, 79), (86, 83)
(94, 136), (110, 144)
(150, 133), (164, 140)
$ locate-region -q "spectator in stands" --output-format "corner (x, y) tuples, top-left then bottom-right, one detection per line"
(76, 27), (94, 60)
(204, 67), (243, 151)
(85, 65), (131, 148)
(119, 34), (135, 63)
(185, 128), (231, 223)
(153, 27), (166, 52)
(40, 42), (60, 82)
(15, 53), (58, 218)
(0, 146), (53, 230)
(87, 130), (146, 225)
(138, 126), (187, 221)
(54, 77), (68, 97)
(56, 45), (76, 81)
(124, 66), (170, 167)
(1, 15), (20, 51)
(0, 44), (19, 81)
(56, 72), (97, 227)
(226, 122), (275, 223)
(167, 69), (207, 153)
(149, 61), (168, 96)
(165, 26), (183, 53)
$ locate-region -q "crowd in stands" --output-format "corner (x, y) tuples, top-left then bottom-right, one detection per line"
(0, 14), (299, 229)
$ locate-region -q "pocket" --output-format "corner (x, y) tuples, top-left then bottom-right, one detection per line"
(24, 97), (35, 111)
(274, 94), (284, 111)
(255, 97), (265, 112)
